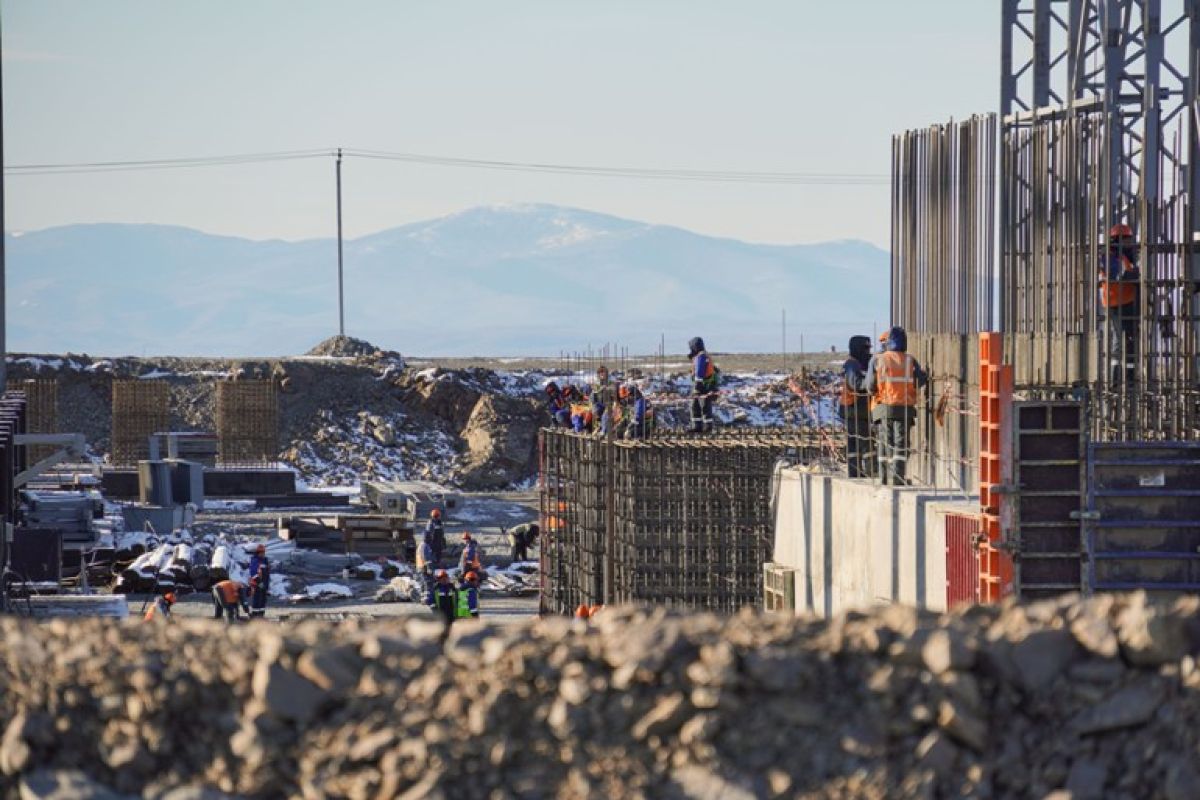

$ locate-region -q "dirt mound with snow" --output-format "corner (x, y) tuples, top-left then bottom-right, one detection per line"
(2, 593), (1199, 798)
(304, 335), (395, 359)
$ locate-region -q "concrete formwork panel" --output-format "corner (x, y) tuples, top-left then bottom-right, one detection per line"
(772, 469), (976, 616)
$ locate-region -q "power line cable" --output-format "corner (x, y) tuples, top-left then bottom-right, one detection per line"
(6, 149), (333, 176)
(4, 147), (889, 185)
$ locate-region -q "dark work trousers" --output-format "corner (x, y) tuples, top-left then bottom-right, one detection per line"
(875, 405), (917, 486)
(212, 589), (241, 623)
(690, 394), (714, 433)
(1106, 304), (1139, 385)
(844, 407), (873, 478)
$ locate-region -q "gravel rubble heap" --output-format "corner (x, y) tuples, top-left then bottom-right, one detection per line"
(4, 595), (1200, 798)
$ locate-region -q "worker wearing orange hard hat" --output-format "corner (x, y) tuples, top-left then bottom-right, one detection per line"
(865, 326), (928, 487)
(143, 591), (176, 623)
(427, 569), (457, 624)
(458, 532), (482, 576)
(455, 571), (481, 619)
(574, 604), (591, 620)
(1100, 223), (1142, 385)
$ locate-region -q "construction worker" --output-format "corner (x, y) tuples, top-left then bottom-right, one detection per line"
(688, 337), (720, 433)
(590, 366), (615, 436)
(143, 591), (175, 623)
(544, 382), (572, 428)
(458, 531), (482, 575)
(506, 522), (539, 562)
(417, 534), (436, 592)
(426, 569), (457, 624)
(839, 336), (874, 478)
(211, 579), (250, 624)
(424, 508), (446, 566)
(248, 543), (268, 579)
(456, 571), (481, 619)
(615, 383), (649, 439)
(1099, 223), (1141, 385)
(865, 326), (928, 487)
(248, 562), (270, 619)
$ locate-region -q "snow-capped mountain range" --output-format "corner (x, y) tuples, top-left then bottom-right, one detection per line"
(8, 204), (888, 357)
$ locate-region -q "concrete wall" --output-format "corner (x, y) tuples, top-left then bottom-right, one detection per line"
(773, 469), (977, 617)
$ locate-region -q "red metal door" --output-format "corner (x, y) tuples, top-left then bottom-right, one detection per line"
(945, 513), (981, 606)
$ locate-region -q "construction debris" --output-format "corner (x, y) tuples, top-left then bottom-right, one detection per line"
(0, 593), (1198, 798)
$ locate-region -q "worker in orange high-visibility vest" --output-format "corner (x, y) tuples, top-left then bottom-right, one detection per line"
(865, 326), (928, 486)
(1099, 223), (1141, 385)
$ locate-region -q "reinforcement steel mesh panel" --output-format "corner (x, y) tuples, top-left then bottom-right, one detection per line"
(22, 380), (58, 463)
(111, 381), (170, 466)
(540, 429), (824, 614)
(216, 381), (278, 467)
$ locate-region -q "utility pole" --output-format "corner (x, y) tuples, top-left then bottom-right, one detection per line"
(336, 147), (344, 338)
(781, 309), (787, 373)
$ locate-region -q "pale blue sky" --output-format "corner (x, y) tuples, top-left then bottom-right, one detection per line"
(3, 1), (998, 247)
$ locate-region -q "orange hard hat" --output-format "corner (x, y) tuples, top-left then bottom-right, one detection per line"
(465, 571), (479, 583)
(574, 605), (591, 619)
(462, 531), (472, 541)
(1109, 223), (1135, 239)
(878, 332), (888, 342)
(163, 592), (176, 604)
(618, 385), (631, 400)
(255, 544), (266, 554)
(431, 508), (442, 518)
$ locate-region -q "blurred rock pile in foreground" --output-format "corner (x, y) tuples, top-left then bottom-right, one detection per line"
(3, 593), (1200, 799)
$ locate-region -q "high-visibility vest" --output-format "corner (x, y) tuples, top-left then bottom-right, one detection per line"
(873, 352), (919, 407)
(455, 586), (478, 618)
(215, 580), (242, 604)
(1101, 254), (1138, 308)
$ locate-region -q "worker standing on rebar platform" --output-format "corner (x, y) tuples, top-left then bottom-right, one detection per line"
(544, 381), (571, 428)
(1099, 223), (1142, 385)
(591, 365), (615, 436)
(424, 508), (446, 566)
(839, 336), (874, 478)
(688, 337), (720, 433)
(616, 383), (649, 439)
(865, 326), (927, 486)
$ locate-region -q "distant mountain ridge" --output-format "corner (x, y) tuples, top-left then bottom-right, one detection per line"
(7, 204), (889, 357)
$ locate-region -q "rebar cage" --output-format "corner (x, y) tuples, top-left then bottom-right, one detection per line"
(215, 380), (279, 467)
(539, 428), (826, 614)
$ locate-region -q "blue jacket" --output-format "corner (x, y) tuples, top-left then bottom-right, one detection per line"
(426, 582), (456, 615)
(249, 555), (267, 579)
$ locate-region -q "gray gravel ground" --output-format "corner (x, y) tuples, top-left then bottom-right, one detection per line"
(130, 491), (542, 622)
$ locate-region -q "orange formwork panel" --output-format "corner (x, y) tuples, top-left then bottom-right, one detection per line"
(978, 333), (1014, 602)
